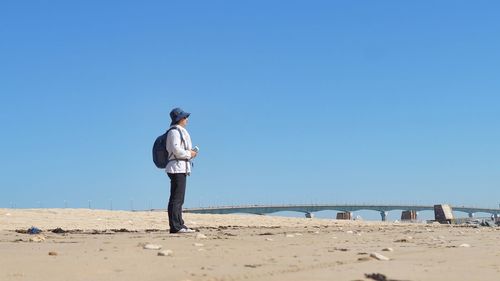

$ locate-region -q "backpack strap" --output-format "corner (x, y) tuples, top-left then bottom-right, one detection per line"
(166, 127), (188, 163)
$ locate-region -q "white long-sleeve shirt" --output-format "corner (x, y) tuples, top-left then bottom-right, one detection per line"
(165, 125), (193, 174)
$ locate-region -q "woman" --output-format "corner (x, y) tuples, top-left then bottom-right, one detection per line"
(165, 107), (198, 233)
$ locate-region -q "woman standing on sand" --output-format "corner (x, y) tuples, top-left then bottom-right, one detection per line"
(165, 107), (198, 233)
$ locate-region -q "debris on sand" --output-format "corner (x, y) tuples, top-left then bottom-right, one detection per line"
(244, 264), (263, 268)
(143, 244), (162, 250)
(364, 273), (408, 281)
(51, 228), (66, 234)
(370, 252), (390, 261)
(158, 250), (173, 256)
(29, 235), (46, 242)
(18, 227), (42, 235)
(28, 227), (42, 234)
(365, 273), (388, 281)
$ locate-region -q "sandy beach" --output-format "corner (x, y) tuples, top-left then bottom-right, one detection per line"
(1, 208), (499, 281)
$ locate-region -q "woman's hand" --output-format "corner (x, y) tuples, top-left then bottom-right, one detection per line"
(190, 150), (198, 158)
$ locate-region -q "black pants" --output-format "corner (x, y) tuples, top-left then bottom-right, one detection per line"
(167, 173), (187, 233)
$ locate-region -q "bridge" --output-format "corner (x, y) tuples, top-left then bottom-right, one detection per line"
(184, 204), (500, 221)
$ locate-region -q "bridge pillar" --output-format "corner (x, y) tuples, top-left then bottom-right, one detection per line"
(336, 212), (352, 220)
(434, 204), (454, 224)
(468, 212), (474, 218)
(380, 211), (388, 222)
(305, 212), (314, 218)
(401, 210), (417, 221)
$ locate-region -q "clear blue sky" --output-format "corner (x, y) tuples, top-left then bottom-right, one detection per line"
(1, 1), (499, 211)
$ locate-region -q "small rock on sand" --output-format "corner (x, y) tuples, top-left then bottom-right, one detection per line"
(394, 238), (409, 243)
(157, 250), (173, 256)
(285, 234), (295, 238)
(29, 235), (46, 242)
(382, 248), (394, 252)
(193, 243), (204, 247)
(48, 251), (58, 256)
(370, 252), (390, 261)
(143, 244), (162, 250)
(52, 228), (66, 234)
(459, 244), (471, 248)
(365, 273), (388, 281)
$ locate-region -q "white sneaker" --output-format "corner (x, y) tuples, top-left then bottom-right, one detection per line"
(176, 228), (196, 233)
